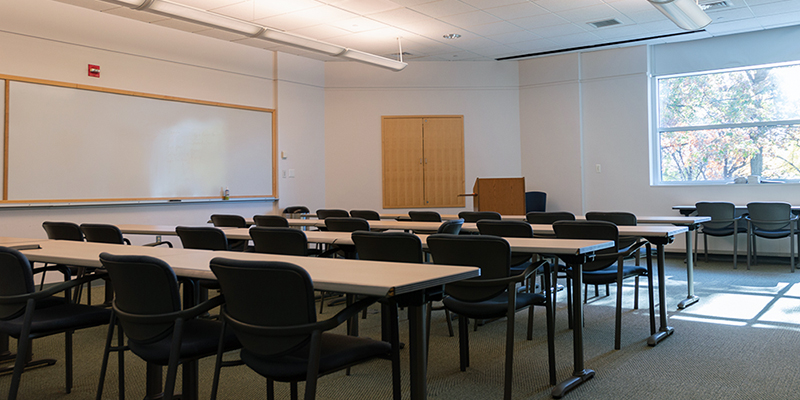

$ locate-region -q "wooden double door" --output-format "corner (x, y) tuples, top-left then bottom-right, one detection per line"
(382, 116), (465, 208)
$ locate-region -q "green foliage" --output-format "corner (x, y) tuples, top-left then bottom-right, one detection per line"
(658, 64), (800, 182)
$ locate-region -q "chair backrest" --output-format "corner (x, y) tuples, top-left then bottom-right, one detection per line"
(282, 206), (310, 215)
(210, 258), (316, 357)
(695, 202), (737, 230)
(252, 215), (289, 227)
(747, 202), (794, 231)
(585, 211), (637, 226)
(437, 219), (464, 234)
(42, 221), (84, 241)
(409, 211), (442, 222)
(350, 210), (381, 221)
(80, 223), (127, 244)
(249, 227), (308, 256)
(525, 211), (576, 224)
(351, 231), (424, 263)
(315, 209), (349, 219)
(552, 221), (620, 271)
(324, 217), (370, 232)
(525, 191), (547, 213)
(176, 226), (229, 251)
(476, 220), (534, 238)
(0, 247), (36, 320)
(458, 211), (502, 223)
(427, 234), (511, 302)
(210, 214), (248, 228)
(99, 252), (182, 343)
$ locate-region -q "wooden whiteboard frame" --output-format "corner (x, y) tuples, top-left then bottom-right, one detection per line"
(1, 74), (278, 204)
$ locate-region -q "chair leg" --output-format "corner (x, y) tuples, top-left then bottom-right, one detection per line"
(566, 276), (573, 329)
(503, 284), (516, 400)
(267, 379), (275, 400)
(615, 261), (624, 350)
(704, 232), (709, 262)
(291, 381), (299, 400)
(526, 303), (534, 341)
(542, 267), (556, 385)
(210, 321), (227, 400)
(65, 330), (74, 393)
(444, 309), (454, 337)
(97, 317), (115, 400)
(9, 301), (36, 400)
(162, 320), (184, 400)
(633, 276), (640, 310)
(458, 315), (469, 371)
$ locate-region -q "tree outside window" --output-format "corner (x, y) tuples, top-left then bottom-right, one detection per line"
(656, 63), (800, 183)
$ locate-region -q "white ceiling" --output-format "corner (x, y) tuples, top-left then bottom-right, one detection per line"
(54, 0), (800, 62)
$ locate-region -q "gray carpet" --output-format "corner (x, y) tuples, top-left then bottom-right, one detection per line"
(3, 254), (800, 399)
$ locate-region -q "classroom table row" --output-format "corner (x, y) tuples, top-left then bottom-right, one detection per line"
(117, 221), (687, 398)
(241, 216), (708, 310)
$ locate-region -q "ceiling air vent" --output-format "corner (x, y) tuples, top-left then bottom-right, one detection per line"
(699, 0), (732, 11)
(588, 19), (622, 29)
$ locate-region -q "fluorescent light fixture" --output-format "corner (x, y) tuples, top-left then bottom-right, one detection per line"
(260, 29), (345, 56)
(145, 0), (264, 36)
(97, 0), (407, 71)
(340, 49), (408, 71)
(649, 0), (712, 30)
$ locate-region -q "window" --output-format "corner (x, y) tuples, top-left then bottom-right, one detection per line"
(654, 62), (800, 184)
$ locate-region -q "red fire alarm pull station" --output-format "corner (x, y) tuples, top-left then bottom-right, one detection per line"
(88, 64), (100, 78)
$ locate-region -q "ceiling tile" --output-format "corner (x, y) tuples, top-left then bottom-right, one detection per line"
(459, 0), (527, 9)
(526, 23), (590, 38)
(488, 30), (543, 44)
(326, 0), (402, 15)
(465, 20), (524, 36)
(557, 4), (625, 24)
(213, 0), (320, 21)
(254, 5), (358, 31)
(368, 7), (430, 26)
(290, 24), (353, 39)
(410, 0), (478, 18)
(534, 0), (606, 13)
(484, 2), (550, 20)
(439, 10), (501, 27)
(328, 16), (388, 32)
(509, 13), (570, 29)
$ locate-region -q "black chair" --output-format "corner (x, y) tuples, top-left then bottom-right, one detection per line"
(526, 212), (576, 237)
(525, 191), (547, 213)
(746, 202), (799, 272)
(695, 202), (746, 269)
(585, 211), (641, 296)
(476, 220), (536, 275)
(315, 209), (350, 220)
(175, 226), (227, 309)
(79, 223), (131, 245)
(0, 247), (111, 400)
(352, 231), (454, 338)
(324, 217), (370, 259)
(42, 221), (92, 304)
(253, 214), (290, 227)
(437, 219), (464, 234)
(250, 227), (309, 256)
(552, 220), (651, 350)
(409, 211), (442, 222)
(427, 234), (556, 396)
(208, 258), (398, 400)
(458, 211), (502, 223)
(283, 206), (311, 216)
(350, 210), (381, 220)
(210, 214), (250, 252)
(96, 253), (240, 400)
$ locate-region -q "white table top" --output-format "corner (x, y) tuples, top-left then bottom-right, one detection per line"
(18, 240), (479, 298)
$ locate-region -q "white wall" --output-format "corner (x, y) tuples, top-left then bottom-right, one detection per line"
(0, 0), (325, 243)
(324, 60), (522, 214)
(520, 36), (800, 256)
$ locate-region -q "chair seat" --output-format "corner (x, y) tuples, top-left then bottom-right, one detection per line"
(240, 333), (391, 382)
(564, 264), (647, 285)
(128, 319), (239, 365)
(752, 228), (796, 238)
(0, 301), (111, 338)
(443, 291), (546, 320)
(703, 226), (747, 236)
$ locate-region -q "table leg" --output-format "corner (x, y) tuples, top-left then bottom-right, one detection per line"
(648, 242), (675, 346)
(678, 224), (699, 309)
(552, 260), (594, 399)
(407, 302), (428, 400)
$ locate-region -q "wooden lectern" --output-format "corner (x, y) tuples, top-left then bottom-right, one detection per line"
(466, 177), (526, 215)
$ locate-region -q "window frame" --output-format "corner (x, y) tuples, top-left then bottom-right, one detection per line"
(651, 60), (800, 186)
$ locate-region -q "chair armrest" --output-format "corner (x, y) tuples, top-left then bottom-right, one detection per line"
(143, 240), (173, 248)
(223, 296), (381, 337)
(452, 260), (548, 288)
(0, 272), (107, 305)
(112, 294), (225, 325)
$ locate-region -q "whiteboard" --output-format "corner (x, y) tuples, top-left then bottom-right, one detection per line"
(6, 81), (274, 202)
